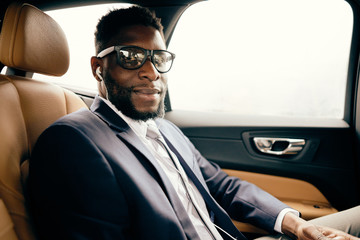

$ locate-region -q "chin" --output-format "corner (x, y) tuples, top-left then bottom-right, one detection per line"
(137, 106), (158, 113)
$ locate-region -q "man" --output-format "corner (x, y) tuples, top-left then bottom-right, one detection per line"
(28, 6), (359, 240)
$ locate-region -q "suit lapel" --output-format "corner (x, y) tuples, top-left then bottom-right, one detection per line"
(90, 96), (164, 174)
(90, 96), (201, 240)
(156, 124), (208, 189)
(117, 130), (200, 240)
(163, 135), (247, 240)
(117, 130), (162, 173)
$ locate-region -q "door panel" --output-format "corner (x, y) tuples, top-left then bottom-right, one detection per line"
(224, 169), (338, 234)
(165, 110), (360, 212)
(223, 169), (338, 219)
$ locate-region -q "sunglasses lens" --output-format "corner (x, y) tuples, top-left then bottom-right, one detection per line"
(118, 47), (146, 69)
(153, 51), (174, 73)
(117, 46), (175, 72)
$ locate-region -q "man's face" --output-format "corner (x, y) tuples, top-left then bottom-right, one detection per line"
(101, 25), (168, 121)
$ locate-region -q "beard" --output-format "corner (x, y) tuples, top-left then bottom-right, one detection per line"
(103, 72), (166, 121)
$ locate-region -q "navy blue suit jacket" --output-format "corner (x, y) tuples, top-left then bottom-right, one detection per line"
(28, 96), (289, 240)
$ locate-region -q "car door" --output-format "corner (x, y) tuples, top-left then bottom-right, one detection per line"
(161, 0), (360, 229)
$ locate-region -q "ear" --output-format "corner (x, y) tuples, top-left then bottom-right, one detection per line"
(91, 56), (103, 82)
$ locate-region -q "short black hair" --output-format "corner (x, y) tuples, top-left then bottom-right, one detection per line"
(94, 6), (164, 54)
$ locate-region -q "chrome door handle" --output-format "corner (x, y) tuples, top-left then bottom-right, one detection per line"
(253, 137), (305, 156)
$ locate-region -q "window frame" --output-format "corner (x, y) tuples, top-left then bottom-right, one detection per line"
(160, 0), (359, 125)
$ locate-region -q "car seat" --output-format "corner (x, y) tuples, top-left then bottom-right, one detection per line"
(0, 2), (88, 239)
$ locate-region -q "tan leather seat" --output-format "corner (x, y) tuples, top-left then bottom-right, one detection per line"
(0, 2), (88, 239)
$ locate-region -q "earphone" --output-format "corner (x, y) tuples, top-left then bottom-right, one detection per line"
(96, 66), (109, 99)
(96, 67), (103, 81)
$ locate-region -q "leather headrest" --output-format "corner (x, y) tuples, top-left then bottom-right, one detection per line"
(0, 2), (69, 76)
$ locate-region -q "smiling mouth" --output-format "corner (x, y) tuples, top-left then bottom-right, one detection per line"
(133, 88), (161, 95)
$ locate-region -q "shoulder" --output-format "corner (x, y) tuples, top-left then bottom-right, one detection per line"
(53, 108), (94, 126)
(50, 108), (108, 132)
(155, 118), (191, 143)
(38, 108), (108, 145)
(155, 118), (195, 151)
(155, 118), (183, 135)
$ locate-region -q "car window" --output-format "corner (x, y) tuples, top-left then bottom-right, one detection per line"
(34, 3), (131, 92)
(167, 0), (353, 119)
(36, 0), (353, 119)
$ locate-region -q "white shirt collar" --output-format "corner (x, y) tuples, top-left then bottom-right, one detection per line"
(99, 96), (157, 139)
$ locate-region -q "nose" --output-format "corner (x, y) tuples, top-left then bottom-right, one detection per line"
(138, 58), (160, 81)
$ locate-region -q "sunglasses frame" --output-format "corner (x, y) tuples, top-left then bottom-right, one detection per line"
(97, 45), (176, 73)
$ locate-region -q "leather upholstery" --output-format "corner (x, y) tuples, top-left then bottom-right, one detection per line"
(0, 2), (69, 76)
(0, 2), (87, 239)
(0, 199), (18, 240)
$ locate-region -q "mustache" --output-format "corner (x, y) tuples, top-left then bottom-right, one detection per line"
(130, 84), (165, 93)
(111, 84), (167, 98)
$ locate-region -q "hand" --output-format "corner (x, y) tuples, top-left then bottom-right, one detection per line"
(282, 212), (360, 240)
(296, 222), (359, 240)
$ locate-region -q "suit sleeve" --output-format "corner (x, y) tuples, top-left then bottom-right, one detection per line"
(165, 120), (289, 233)
(28, 123), (130, 240)
(197, 152), (289, 233)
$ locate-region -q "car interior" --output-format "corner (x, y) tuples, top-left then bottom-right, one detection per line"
(0, 0), (359, 239)
(0, 2), (88, 239)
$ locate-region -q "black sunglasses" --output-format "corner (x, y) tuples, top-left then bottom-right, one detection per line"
(97, 45), (176, 73)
